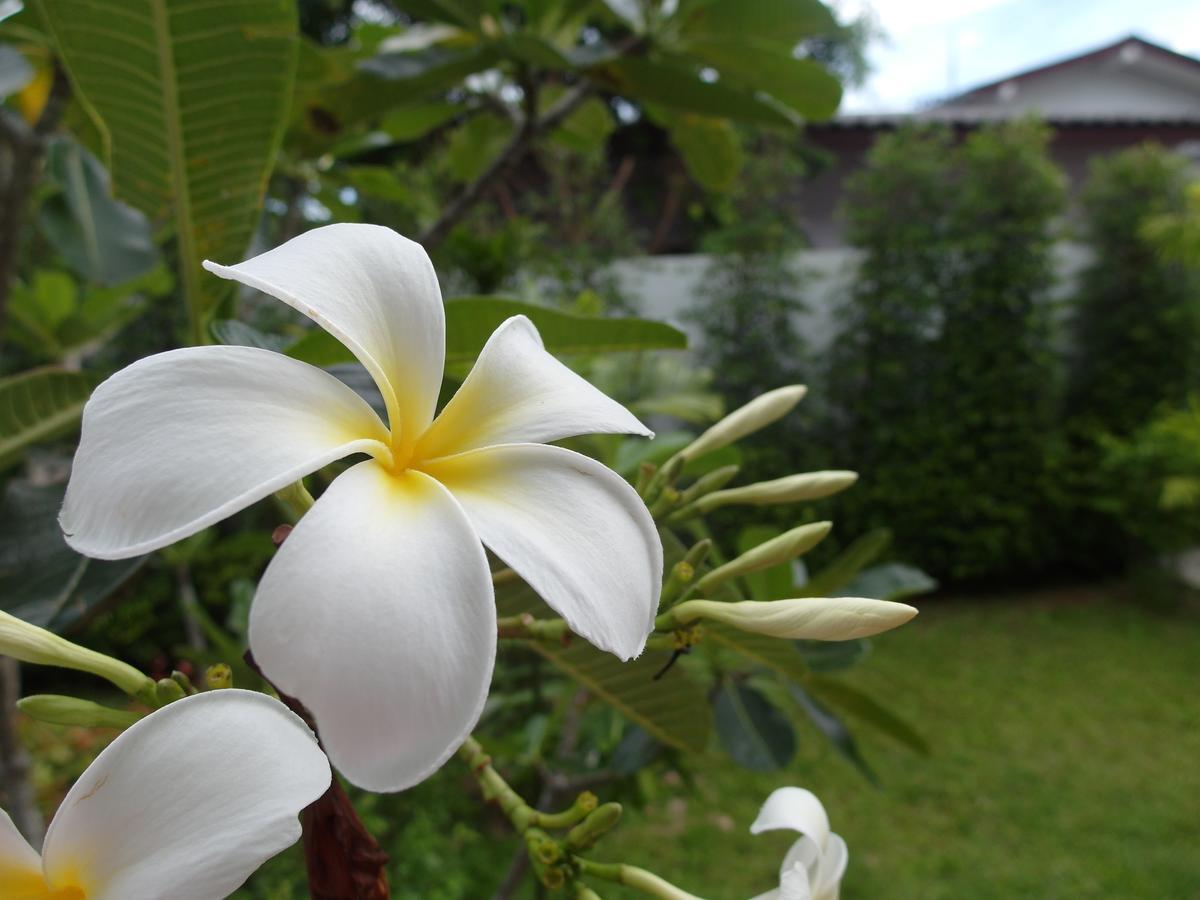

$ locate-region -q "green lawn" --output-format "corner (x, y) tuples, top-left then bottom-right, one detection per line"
(599, 589), (1200, 899)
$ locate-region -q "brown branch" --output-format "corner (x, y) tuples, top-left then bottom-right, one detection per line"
(0, 64), (70, 345)
(244, 651), (390, 899)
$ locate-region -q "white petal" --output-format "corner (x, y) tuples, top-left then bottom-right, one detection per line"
(0, 809), (46, 895)
(41, 690), (330, 900)
(780, 837), (821, 889)
(61, 346), (389, 560)
(203, 224), (445, 451)
(249, 461), (496, 793)
(779, 860), (814, 900)
(415, 316), (651, 459)
(815, 833), (848, 900)
(423, 443), (661, 660)
(751, 787), (831, 852)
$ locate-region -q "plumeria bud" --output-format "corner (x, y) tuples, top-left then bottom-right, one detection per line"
(677, 464), (740, 507)
(0, 610), (154, 698)
(206, 663), (234, 689)
(680, 386), (807, 462)
(155, 677), (187, 705)
(17, 695), (142, 730)
(670, 597), (917, 641)
(696, 522), (832, 594)
(566, 802), (623, 851)
(695, 471), (857, 514)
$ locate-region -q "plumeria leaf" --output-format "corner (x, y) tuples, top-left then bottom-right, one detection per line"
(794, 637), (869, 673)
(0, 481), (145, 632)
(0, 367), (92, 470)
(842, 562), (938, 602)
(37, 0), (299, 319)
(708, 625), (810, 683)
(796, 528), (892, 597)
(714, 682), (796, 771)
(497, 582), (711, 754)
(805, 677), (931, 756)
(789, 684), (878, 784)
(286, 297), (687, 369)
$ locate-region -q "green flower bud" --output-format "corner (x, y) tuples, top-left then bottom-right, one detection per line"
(680, 386), (807, 462)
(566, 802), (622, 851)
(155, 677), (186, 705)
(671, 597), (918, 641)
(696, 522), (832, 594)
(205, 664), (234, 690)
(0, 611), (154, 698)
(17, 695), (142, 730)
(695, 471), (857, 514)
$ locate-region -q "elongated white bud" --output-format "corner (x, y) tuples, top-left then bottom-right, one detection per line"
(671, 597), (917, 641)
(680, 385), (807, 462)
(696, 522), (832, 593)
(695, 471), (857, 513)
(0, 610), (154, 697)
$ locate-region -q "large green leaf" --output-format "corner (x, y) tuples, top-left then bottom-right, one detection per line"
(708, 625), (810, 683)
(0, 481), (145, 632)
(287, 297), (688, 368)
(687, 47), (842, 121)
(714, 682), (795, 770)
(40, 138), (158, 286)
(0, 368), (93, 471)
(796, 528), (891, 597)
(805, 677), (930, 756)
(842, 562), (938, 602)
(37, 0), (299, 329)
(663, 113), (743, 192)
(497, 584), (712, 754)
(678, 0), (836, 49)
(598, 58), (795, 127)
(789, 684), (877, 782)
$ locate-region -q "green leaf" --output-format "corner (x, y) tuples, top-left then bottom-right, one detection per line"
(380, 102), (461, 141)
(678, 0), (835, 49)
(794, 637), (868, 673)
(0, 368), (93, 471)
(446, 113), (513, 183)
(37, 0), (299, 331)
(286, 297), (688, 368)
(687, 47), (842, 121)
(502, 33), (574, 69)
(40, 138), (158, 286)
(842, 562), (938, 602)
(789, 683), (877, 783)
(598, 57), (795, 127)
(735, 524), (792, 600)
(0, 481), (145, 632)
(665, 113), (743, 192)
(796, 528), (892, 597)
(497, 584), (712, 754)
(714, 682), (795, 770)
(805, 677), (930, 755)
(707, 624), (809, 683)
(551, 96), (615, 153)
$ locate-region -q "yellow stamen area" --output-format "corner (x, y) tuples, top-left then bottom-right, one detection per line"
(0, 864), (85, 900)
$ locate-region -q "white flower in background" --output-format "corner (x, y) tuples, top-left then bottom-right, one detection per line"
(60, 224), (662, 793)
(0, 690), (329, 900)
(750, 787), (847, 900)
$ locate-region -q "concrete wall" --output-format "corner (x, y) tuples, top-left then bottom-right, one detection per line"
(612, 243), (1094, 355)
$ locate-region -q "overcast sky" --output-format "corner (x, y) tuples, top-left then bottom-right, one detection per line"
(837, 0), (1200, 112)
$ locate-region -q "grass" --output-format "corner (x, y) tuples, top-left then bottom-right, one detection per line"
(597, 588), (1200, 899)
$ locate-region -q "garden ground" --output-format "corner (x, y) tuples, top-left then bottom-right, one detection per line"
(601, 586), (1200, 899)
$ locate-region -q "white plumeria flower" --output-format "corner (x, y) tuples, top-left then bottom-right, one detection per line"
(750, 787), (848, 900)
(60, 224), (662, 793)
(0, 690), (330, 900)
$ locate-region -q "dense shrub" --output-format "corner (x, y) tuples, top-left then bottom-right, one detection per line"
(1067, 145), (1200, 435)
(827, 121), (1065, 581)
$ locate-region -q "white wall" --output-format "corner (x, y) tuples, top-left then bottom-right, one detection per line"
(611, 243), (1094, 355)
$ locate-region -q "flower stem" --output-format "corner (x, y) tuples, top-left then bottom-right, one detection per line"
(576, 860), (706, 900)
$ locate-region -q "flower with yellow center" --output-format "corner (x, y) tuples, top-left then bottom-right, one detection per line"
(0, 691), (329, 900)
(60, 224), (662, 793)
